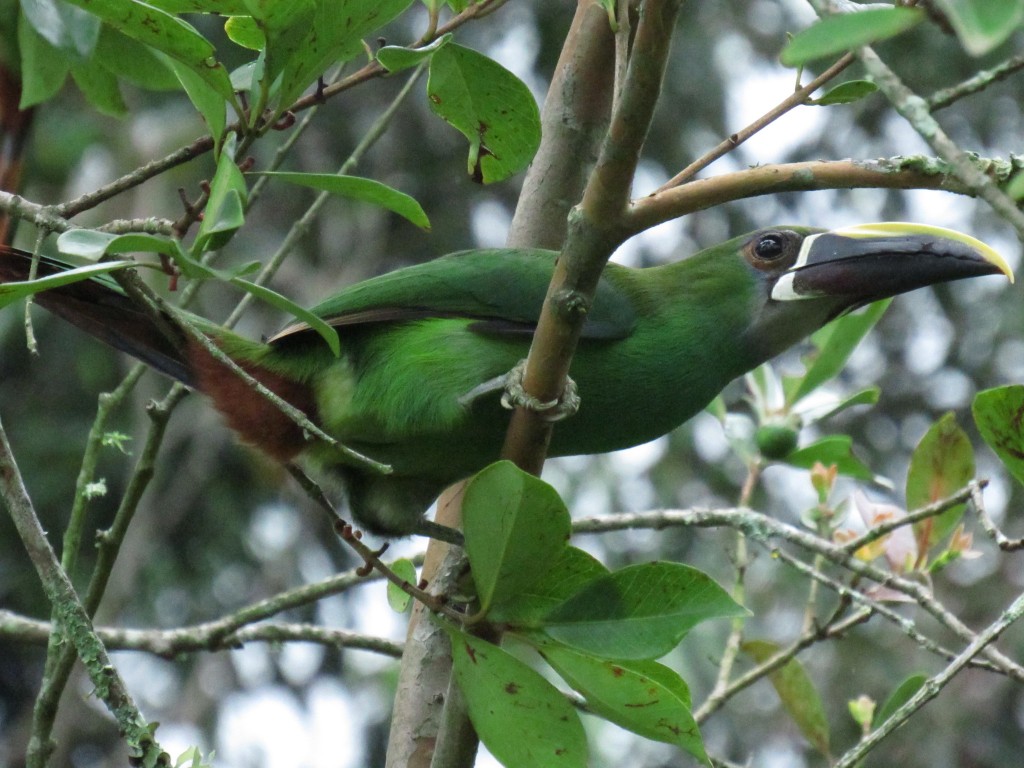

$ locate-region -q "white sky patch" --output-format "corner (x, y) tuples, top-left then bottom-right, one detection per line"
(715, 34), (828, 165)
(471, 199), (512, 248)
(308, 679), (367, 768)
(485, 17), (544, 99)
(231, 644), (276, 688)
(903, 309), (953, 376)
(691, 412), (731, 464)
(216, 688), (308, 767)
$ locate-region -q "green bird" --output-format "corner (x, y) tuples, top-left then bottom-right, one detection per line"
(0, 223), (1011, 537)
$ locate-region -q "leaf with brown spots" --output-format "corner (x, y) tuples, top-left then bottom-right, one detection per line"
(742, 640), (831, 759)
(906, 412), (974, 557)
(975, 385), (1024, 487)
(446, 626), (587, 768)
(538, 643), (709, 766)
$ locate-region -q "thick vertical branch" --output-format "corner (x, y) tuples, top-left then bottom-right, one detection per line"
(501, 0), (684, 472)
(386, 4), (620, 766)
(506, 2), (616, 249)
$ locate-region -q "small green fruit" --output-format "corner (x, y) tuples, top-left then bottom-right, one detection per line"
(756, 424), (799, 460)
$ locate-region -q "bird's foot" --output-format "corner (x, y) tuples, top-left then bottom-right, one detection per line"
(499, 359), (580, 422)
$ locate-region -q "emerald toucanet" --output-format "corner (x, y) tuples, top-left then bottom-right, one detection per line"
(0, 223), (1011, 537)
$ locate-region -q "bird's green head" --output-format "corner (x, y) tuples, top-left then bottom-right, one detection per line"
(735, 221), (1013, 358)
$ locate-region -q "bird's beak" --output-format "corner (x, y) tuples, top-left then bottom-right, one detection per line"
(771, 222), (1014, 302)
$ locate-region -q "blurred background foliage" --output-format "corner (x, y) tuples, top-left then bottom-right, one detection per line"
(1, 1), (1024, 766)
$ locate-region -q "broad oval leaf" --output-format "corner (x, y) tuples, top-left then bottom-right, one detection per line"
(427, 43), (541, 183)
(463, 461), (571, 613)
(539, 646), (709, 766)
(781, 7), (924, 67)
(906, 413), (974, 552)
(541, 562), (745, 659)
(447, 627), (587, 768)
(932, 0), (1024, 56)
(488, 546), (609, 627)
(251, 172), (430, 230)
(973, 385), (1024, 486)
(742, 640), (830, 758)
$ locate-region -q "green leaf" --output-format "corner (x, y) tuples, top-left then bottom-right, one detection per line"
(275, 0), (415, 113)
(0, 260), (136, 309)
(57, 230), (183, 260)
(447, 627), (588, 768)
(194, 134), (248, 252)
(59, 0), (235, 99)
(167, 57), (228, 152)
(810, 387), (880, 424)
(809, 79), (878, 106)
(20, 0), (100, 58)
(377, 34), (451, 73)
(539, 646), (709, 765)
(786, 300), (890, 406)
(742, 640), (831, 758)
(780, 7), (924, 67)
(251, 172), (430, 230)
(230, 278), (340, 356)
(96, 27), (181, 92)
(147, 0), (250, 12)
(70, 57), (127, 116)
(224, 15), (264, 50)
(542, 562), (745, 659)
(462, 461), (571, 613)
(427, 43), (541, 183)
(932, 0), (1024, 56)
(906, 413), (974, 553)
(386, 558), (417, 613)
(488, 547), (609, 627)
(18, 17), (71, 108)
(873, 673), (926, 728)
(784, 435), (875, 482)
(973, 385), (1024, 486)
(242, 0), (317, 89)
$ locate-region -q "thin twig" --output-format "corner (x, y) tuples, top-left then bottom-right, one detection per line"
(928, 53), (1024, 111)
(0, 611), (403, 658)
(833, 588), (1024, 768)
(971, 482), (1024, 551)
(0, 411), (167, 766)
(654, 53), (854, 192)
(771, 547), (1006, 675)
(573, 505), (1024, 681)
(839, 480), (986, 555)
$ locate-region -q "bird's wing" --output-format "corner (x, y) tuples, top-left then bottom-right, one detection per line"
(268, 249), (638, 344)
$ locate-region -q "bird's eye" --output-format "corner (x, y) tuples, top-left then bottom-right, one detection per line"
(754, 234), (786, 261)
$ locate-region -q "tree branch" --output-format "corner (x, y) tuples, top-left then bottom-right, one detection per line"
(0, 412), (167, 766)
